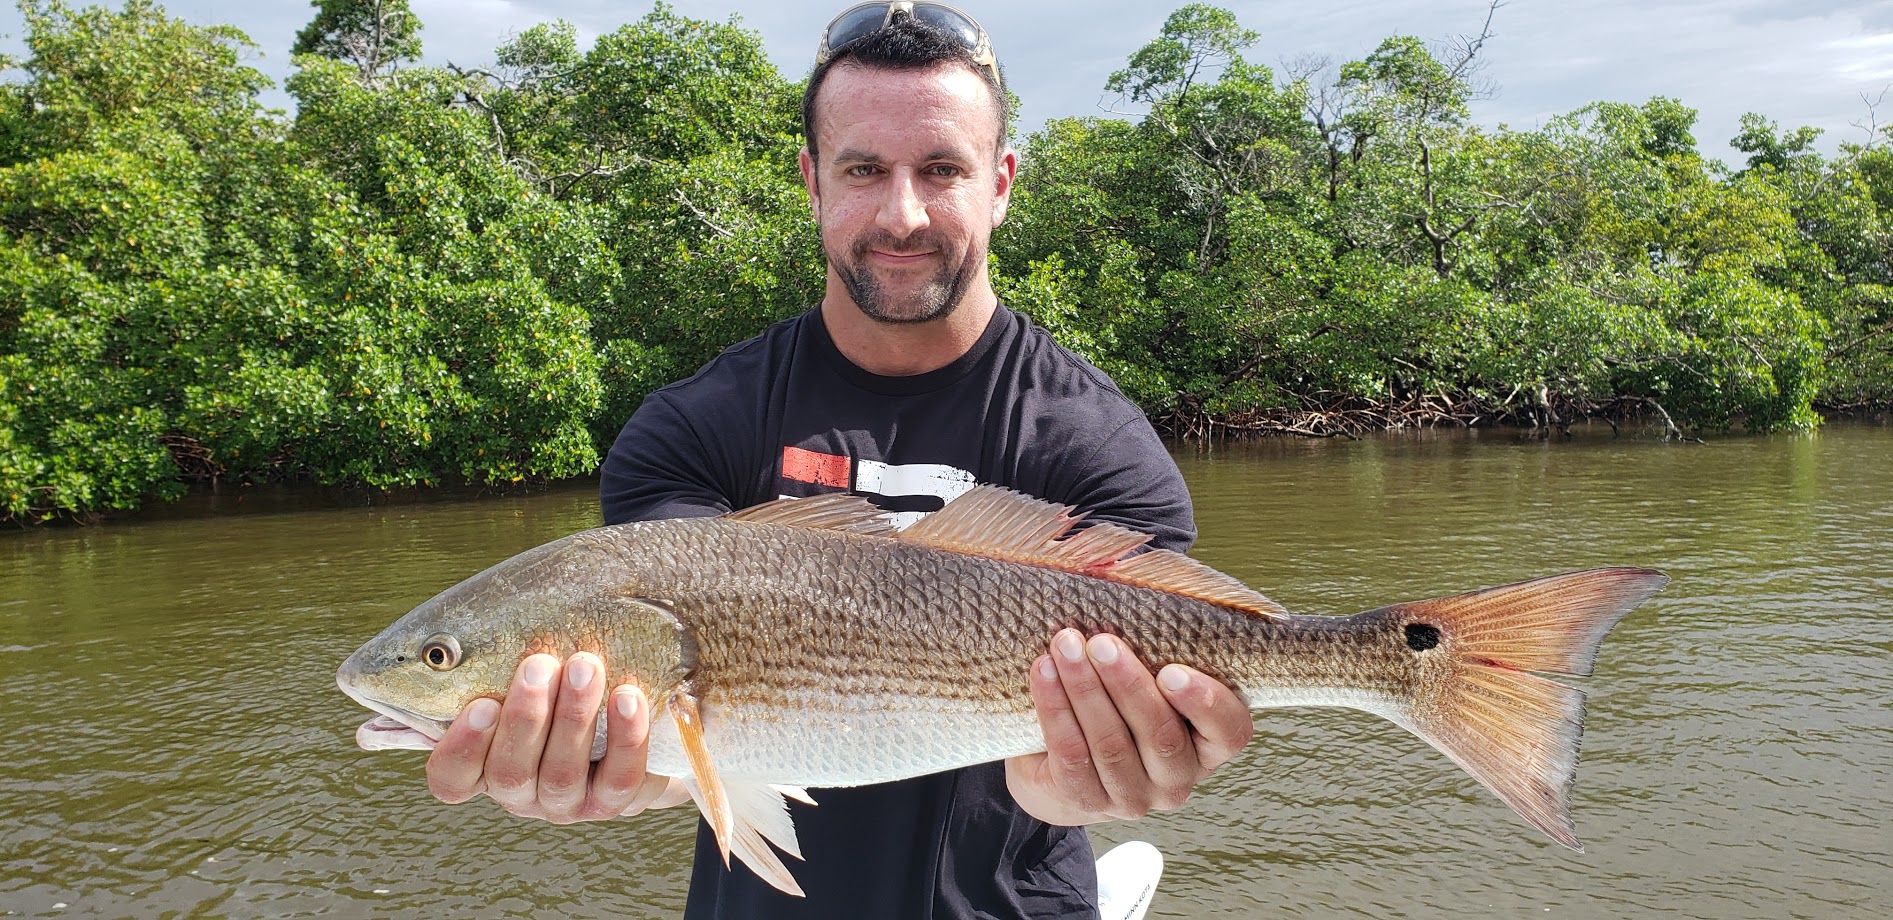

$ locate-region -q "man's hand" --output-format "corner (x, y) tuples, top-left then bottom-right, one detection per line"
(1005, 629), (1254, 825)
(425, 653), (689, 823)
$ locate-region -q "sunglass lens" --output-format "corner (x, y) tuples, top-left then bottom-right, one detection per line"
(912, 6), (980, 48)
(827, 6), (891, 52)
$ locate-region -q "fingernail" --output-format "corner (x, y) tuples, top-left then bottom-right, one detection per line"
(566, 656), (595, 691)
(614, 688), (641, 720)
(1055, 630), (1084, 663)
(523, 655), (555, 688)
(1158, 664), (1190, 693)
(467, 698), (499, 731)
(1087, 634), (1119, 665)
(1037, 656), (1057, 681)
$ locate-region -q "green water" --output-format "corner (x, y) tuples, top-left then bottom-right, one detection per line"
(3, 423), (1888, 918)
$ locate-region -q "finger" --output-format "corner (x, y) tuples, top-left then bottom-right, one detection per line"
(1051, 629), (1152, 817)
(1030, 641), (1111, 816)
(483, 654), (560, 811)
(426, 697), (500, 804)
(584, 686), (657, 820)
(1157, 664), (1255, 778)
(1086, 634), (1200, 810)
(535, 653), (608, 820)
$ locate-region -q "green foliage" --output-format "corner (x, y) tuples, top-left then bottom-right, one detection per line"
(292, 0), (422, 86)
(1006, 4), (1856, 434)
(2, 1), (604, 520)
(1105, 4), (1257, 107)
(1, 0), (1882, 521)
(469, 4), (812, 443)
(594, 146), (821, 431)
(1341, 35), (1473, 130)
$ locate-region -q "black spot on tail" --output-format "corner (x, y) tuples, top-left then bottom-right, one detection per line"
(1405, 623), (1441, 652)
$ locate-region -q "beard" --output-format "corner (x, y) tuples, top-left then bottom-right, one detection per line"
(831, 230), (980, 325)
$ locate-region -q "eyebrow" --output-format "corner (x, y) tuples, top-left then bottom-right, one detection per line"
(830, 147), (973, 165)
(831, 147), (882, 165)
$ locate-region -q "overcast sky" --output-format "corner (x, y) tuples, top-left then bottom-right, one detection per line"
(4, 1), (1891, 160)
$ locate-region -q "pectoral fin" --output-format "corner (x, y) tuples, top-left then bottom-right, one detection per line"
(668, 691), (732, 864)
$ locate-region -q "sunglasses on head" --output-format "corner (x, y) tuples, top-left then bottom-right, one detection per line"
(816, 1), (1000, 84)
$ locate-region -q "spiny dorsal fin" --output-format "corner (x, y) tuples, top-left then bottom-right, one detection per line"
(898, 485), (1288, 619)
(724, 493), (898, 537)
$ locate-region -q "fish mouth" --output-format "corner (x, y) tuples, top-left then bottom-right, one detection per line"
(355, 714), (439, 752)
(336, 671), (449, 751)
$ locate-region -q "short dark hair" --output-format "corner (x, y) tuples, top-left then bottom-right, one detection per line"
(800, 15), (1009, 165)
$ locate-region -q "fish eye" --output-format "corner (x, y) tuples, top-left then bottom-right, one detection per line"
(420, 635), (462, 671)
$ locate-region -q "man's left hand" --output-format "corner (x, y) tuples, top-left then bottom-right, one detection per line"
(1005, 629), (1254, 825)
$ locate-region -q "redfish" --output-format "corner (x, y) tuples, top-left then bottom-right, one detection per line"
(338, 486), (1666, 896)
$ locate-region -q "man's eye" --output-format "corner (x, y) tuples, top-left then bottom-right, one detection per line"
(927, 164), (962, 178)
(846, 165), (880, 178)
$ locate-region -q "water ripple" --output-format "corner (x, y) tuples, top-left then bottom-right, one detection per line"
(4, 429), (1890, 918)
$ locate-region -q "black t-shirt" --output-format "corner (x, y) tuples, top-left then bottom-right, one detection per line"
(600, 303), (1194, 920)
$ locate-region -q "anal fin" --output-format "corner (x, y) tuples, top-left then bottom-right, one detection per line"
(669, 691), (813, 898)
(772, 784), (816, 806)
(679, 776), (814, 897)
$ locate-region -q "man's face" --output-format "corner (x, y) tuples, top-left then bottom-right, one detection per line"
(799, 62), (1016, 325)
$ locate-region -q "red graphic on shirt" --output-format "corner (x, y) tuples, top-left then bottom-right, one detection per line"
(781, 446), (851, 489)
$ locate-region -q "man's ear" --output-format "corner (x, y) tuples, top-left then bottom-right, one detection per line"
(799, 147), (821, 221)
(990, 147), (1019, 228)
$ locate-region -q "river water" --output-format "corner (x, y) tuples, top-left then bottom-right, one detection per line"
(2, 423), (1888, 919)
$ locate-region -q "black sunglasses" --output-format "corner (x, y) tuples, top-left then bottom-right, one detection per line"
(815, 1), (1000, 85)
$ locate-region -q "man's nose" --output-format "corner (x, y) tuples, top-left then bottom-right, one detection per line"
(876, 171), (930, 238)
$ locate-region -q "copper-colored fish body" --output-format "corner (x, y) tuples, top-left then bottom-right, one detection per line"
(338, 486), (1667, 897)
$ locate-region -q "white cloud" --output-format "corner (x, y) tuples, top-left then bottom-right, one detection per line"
(1826, 31), (1893, 82)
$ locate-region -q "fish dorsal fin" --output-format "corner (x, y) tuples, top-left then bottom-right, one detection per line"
(724, 493), (898, 537)
(899, 485), (1288, 619)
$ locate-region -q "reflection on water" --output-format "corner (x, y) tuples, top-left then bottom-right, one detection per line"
(3, 424), (1889, 918)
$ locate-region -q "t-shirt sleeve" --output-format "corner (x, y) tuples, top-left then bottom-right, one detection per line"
(598, 390), (745, 526)
(1051, 413), (1197, 554)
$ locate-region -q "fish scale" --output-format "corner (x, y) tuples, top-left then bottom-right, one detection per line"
(339, 484), (1668, 898)
(657, 525), (1391, 722)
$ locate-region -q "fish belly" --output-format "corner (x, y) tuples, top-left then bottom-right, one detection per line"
(643, 689), (1044, 787)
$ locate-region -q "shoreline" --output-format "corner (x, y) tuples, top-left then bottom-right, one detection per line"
(9, 412), (1887, 530)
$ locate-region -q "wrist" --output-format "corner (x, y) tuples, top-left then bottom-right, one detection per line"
(1007, 772), (1112, 826)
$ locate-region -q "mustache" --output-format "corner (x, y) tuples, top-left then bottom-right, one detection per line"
(852, 231), (940, 257)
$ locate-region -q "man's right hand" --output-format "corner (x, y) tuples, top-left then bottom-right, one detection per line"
(424, 653), (688, 823)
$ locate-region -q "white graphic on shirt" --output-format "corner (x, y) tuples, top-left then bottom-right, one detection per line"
(856, 460), (977, 529)
(777, 453), (979, 530)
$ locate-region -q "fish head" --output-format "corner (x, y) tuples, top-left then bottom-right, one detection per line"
(337, 530), (693, 752)
(336, 578), (530, 749)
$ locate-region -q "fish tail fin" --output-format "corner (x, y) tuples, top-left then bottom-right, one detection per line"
(1374, 567), (1668, 850)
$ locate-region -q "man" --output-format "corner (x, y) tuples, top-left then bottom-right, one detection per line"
(423, 4), (1255, 917)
